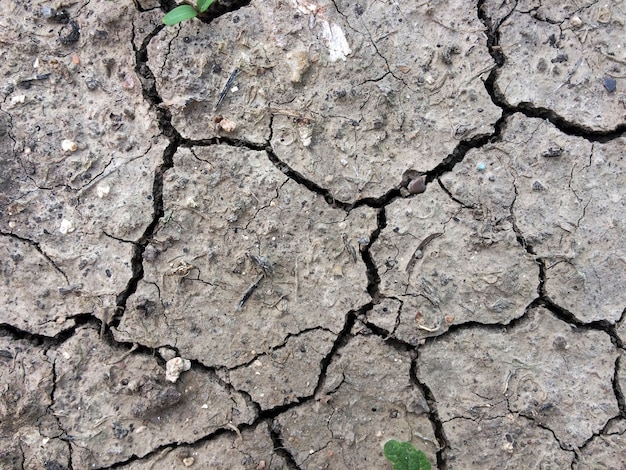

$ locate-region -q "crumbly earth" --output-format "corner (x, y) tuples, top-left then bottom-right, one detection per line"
(0, 1), (624, 469)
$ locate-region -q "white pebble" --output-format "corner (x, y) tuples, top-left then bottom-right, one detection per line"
(165, 357), (191, 383)
(570, 16), (583, 28)
(158, 347), (177, 361)
(61, 139), (77, 152)
(219, 118), (237, 133)
(10, 95), (25, 105)
(58, 219), (75, 234)
(96, 184), (110, 198)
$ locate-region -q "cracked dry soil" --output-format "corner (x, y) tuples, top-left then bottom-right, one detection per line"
(1, 0), (625, 469)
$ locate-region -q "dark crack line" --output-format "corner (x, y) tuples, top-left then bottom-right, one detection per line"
(224, 326), (337, 372)
(110, 18), (182, 330)
(538, 297), (623, 348)
(45, 344), (74, 470)
(410, 360), (449, 470)
(268, 420), (301, 470)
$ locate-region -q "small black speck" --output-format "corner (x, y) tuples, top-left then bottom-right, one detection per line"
(183, 36), (191, 43)
(105, 269), (112, 278)
(551, 53), (568, 64)
(233, 16), (240, 24)
(532, 181), (545, 191)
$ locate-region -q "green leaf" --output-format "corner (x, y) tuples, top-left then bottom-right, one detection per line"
(162, 5), (198, 25)
(383, 440), (431, 470)
(196, 0), (217, 13)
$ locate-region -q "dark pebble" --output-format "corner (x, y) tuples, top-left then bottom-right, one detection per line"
(603, 77), (617, 93)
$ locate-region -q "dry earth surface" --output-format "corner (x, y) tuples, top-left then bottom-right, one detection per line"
(1, 0), (625, 469)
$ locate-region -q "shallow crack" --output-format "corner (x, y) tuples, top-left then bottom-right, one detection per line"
(45, 345), (73, 470)
(224, 326), (336, 373)
(0, 231), (69, 284)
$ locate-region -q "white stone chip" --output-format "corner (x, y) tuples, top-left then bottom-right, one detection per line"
(165, 357), (191, 382)
(321, 21), (351, 62)
(58, 219), (75, 234)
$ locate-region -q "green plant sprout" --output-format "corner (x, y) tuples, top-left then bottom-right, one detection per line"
(384, 440), (431, 470)
(162, 0), (216, 25)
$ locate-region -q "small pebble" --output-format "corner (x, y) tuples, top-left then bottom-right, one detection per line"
(358, 235), (370, 246)
(61, 139), (77, 152)
(158, 347), (177, 361)
(603, 77), (617, 93)
(11, 95), (26, 105)
(407, 176), (426, 195)
(59, 219), (75, 234)
(476, 163), (486, 171)
(165, 357), (191, 382)
(41, 6), (55, 18)
(570, 15), (583, 28)
(218, 118), (237, 133)
(532, 181), (545, 191)
(96, 184), (110, 198)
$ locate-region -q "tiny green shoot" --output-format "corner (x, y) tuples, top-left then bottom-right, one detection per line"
(163, 0), (216, 25)
(383, 440), (431, 470)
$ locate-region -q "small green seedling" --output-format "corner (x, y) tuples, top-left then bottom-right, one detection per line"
(162, 0), (216, 25)
(384, 440), (431, 470)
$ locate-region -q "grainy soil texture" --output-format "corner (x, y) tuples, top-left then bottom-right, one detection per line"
(1, 0), (625, 469)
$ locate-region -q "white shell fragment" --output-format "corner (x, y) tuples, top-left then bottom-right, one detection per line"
(58, 219), (75, 234)
(61, 139), (78, 152)
(165, 357), (191, 382)
(321, 21), (351, 62)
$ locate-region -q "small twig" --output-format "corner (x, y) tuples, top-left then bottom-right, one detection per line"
(405, 232), (443, 273)
(215, 68), (239, 111)
(107, 343), (138, 365)
(416, 317), (445, 333)
(236, 273), (264, 311)
(227, 423), (243, 443)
